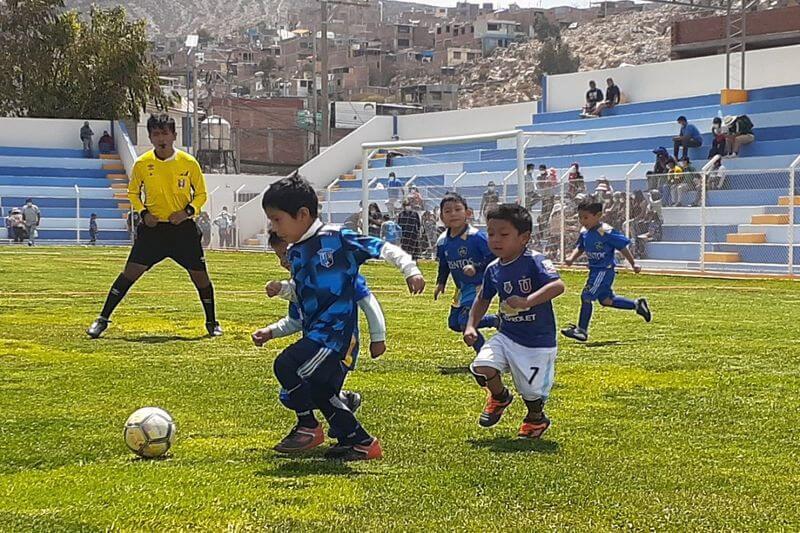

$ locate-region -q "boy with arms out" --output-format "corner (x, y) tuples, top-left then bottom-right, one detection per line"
(434, 193), (498, 352)
(252, 232), (386, 452)
(261, 175), (424, 461)
(561, 200), (652, 343)
(464, 204), (565, 439)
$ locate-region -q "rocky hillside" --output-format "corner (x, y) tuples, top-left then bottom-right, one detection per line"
(391, 6), (697, 108)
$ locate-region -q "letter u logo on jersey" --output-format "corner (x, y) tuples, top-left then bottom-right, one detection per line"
(519, 278), (532, 293)
(317, 248), (334, 268)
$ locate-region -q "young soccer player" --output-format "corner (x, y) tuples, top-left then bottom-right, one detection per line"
(252, 232), (383, 451)
(434, 192), (498, 352)
(561, 199), (652, 343)
(464, 204), (565, 439)
(261, 174), (425, 461)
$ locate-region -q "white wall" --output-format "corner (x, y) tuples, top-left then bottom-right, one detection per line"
(0, 117), (114, 151)
(546, 44), (800, 112)
(396, 101), (537, 139)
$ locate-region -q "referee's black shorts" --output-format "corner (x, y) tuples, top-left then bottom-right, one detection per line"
(127, 220), (206, 271)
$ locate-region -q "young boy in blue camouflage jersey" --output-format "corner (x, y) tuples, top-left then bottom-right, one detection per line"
(434, 192), (498, 352)
(561, 199), (652, 343)
(261, 175), (425, 461)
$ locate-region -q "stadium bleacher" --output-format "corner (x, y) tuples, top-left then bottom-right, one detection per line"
(0, 147), (130, 243)
(321, 83), (800, 273)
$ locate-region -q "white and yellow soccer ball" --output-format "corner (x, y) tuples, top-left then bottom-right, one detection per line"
(124, 407), (176, 458)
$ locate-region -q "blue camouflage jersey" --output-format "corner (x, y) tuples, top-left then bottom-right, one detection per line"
(481, 250), (561, 348)
(288, 223), (384, 355)
(576, 223), (631, 270)
(436, 225), (495, 307)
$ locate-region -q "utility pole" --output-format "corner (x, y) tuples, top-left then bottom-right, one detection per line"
(318, 0), (370, 149)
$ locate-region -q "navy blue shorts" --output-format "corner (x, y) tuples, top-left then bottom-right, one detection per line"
(582, 269), (616, 302)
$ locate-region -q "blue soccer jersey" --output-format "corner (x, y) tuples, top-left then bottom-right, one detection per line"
(481, 250), (561, 348)
(288, 222), (384, 354)
(436, 225), (495, 307)
(576, 223), (631, 270)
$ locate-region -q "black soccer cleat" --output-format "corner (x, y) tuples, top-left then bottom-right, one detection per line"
(86, 317), (110, 339)
(560, 324), (588, 342)
(635, 298), (652, 323)
(206, 321), (223, 337)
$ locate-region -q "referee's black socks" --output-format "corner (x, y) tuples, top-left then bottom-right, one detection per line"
(197, 283), (217, 324)
(100, 274), (135, 319)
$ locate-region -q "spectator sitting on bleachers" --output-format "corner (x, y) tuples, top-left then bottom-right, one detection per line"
(581, 80), (604, 118)
(590, 78), (621, 117)
(708, 117), (727, 160)
(647, 147), (676, 192)
(634, 205), (664, 259)
(80, 121), (94, 158)
(98, 131), (115, 154)
(723, 114), (755, 158)
(673, 115), (703, 160)
(669, 157), (699, 207)
(594, 177), (613, 198)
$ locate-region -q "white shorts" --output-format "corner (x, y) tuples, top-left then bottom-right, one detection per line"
(470, 333), (557, 401)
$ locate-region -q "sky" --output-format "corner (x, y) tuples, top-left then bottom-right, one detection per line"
(398, 0), (595, 8)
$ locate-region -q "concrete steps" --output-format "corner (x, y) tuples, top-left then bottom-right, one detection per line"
(751, 214), (789, 224)
(726, 232), (767, 244)
(704, 251), (741, 262)
(778, 195), (800, 206)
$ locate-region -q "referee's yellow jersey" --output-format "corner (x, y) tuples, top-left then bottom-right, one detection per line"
(128, 149), (208, 221)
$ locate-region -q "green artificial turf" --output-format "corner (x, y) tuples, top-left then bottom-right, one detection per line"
(0, 247), (798, 531)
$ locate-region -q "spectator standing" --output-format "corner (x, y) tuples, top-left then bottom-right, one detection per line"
(723, 115), (755, 158)
(126, 210), (141, 241)
(421, 210), (439, 257)
(397, 200), (421, 260)
(380, 214), (402, 245)
(7, 208), (25, 243)
(480, 181), (500, 222)
(407, 185), (425, 212)
(591, 78), (621, 117)
(581, 81), (604, 117)
(80, 121), (94, 158)
(386, 172), (404, 217)
(213, 206), (235, 248)
(98, 131), (115, 154)
(197, 211), (212, 248)
(368, 202), (383, 237)
(21, 198), (41, 246)
(673, 116), (703, 160)
(567, 163), (586, 199)
(536, 164), (554, 197)
(708, 117), (727, 160)
(89, 213), (98, 245)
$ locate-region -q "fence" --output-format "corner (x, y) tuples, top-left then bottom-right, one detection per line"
(321, 158), (800, 276)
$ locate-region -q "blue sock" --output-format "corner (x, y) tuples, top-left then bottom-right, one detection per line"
(478, 314), (498, 329)
(578, 301), (593, 332)
(611, 296), (636, 310)
(472, 331), (486, 353)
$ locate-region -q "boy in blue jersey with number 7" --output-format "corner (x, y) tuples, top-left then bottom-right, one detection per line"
(464, 204), (566, 439)
(434, 192), (498, 352)
(261, 174), (425, 461)
(561, 199), (652, 343)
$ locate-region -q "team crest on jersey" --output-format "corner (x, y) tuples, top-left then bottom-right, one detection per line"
(518, 278), (532, 293)
(317, 248), (335, 268)
(458, 246), (468, 257)
(177, 178), (186, 188)
(503, 281), (513, 294)
(595, 242), (604, 250)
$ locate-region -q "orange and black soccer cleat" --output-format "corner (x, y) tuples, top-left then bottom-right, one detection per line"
(325, 438), (383, 461)
(479, 390), (514, 427)
(517, 416), (551, 440)
(274, 424), (324, 453)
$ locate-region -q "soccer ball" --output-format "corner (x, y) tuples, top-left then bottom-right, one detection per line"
(124, 407), (176, 458)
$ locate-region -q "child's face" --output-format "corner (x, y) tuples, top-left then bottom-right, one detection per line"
(578, 209), (603, 230)
(272, 241), (291, 271)
(440, 200), (469, 230)
(265, 207), (313, 244)
(148, 127), (176, 153)
(487, 219), (530, 261)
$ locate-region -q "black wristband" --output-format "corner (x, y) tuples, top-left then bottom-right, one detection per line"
(185, 204), (196, 216)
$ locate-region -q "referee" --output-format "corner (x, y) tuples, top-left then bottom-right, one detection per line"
(87, 114), (222, 338)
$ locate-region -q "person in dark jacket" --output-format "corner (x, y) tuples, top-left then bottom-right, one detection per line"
(397, 200), (422, 260)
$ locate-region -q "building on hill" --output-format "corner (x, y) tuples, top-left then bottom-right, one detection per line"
(400, 84), (459, 112)
(474, 19), (528, 54)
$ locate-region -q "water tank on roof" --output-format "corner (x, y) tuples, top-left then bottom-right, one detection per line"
(199, 115), (231, 151)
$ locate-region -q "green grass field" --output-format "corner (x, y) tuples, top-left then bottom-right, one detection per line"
(1, 247), (799, 531)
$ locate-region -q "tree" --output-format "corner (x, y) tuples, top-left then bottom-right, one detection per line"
(0, 0), (170, 119)
(197, 27), (214, 45)
(537, 39), (580, 76)
(533, 16), (561, 42)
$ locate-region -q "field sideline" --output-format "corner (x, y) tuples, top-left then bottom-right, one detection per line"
(0, 247), (798, 531)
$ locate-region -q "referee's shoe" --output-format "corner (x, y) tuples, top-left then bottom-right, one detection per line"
(206, 321), (223, 337)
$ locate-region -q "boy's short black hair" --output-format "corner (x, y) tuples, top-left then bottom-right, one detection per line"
(486, 203), (532, 234)
(526, 163), (534, 170)
(538, 164), (547, 170)
(268, 230), (285, 248)
(713, 117), (722, 124)
(577, 199), (604, 215)
(146, 113), (176, 135)
(262, 174), (319, 218)
(383, 214), (390, 221)
(676, 115), (687, 123)
(440, 192), (468, 211)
